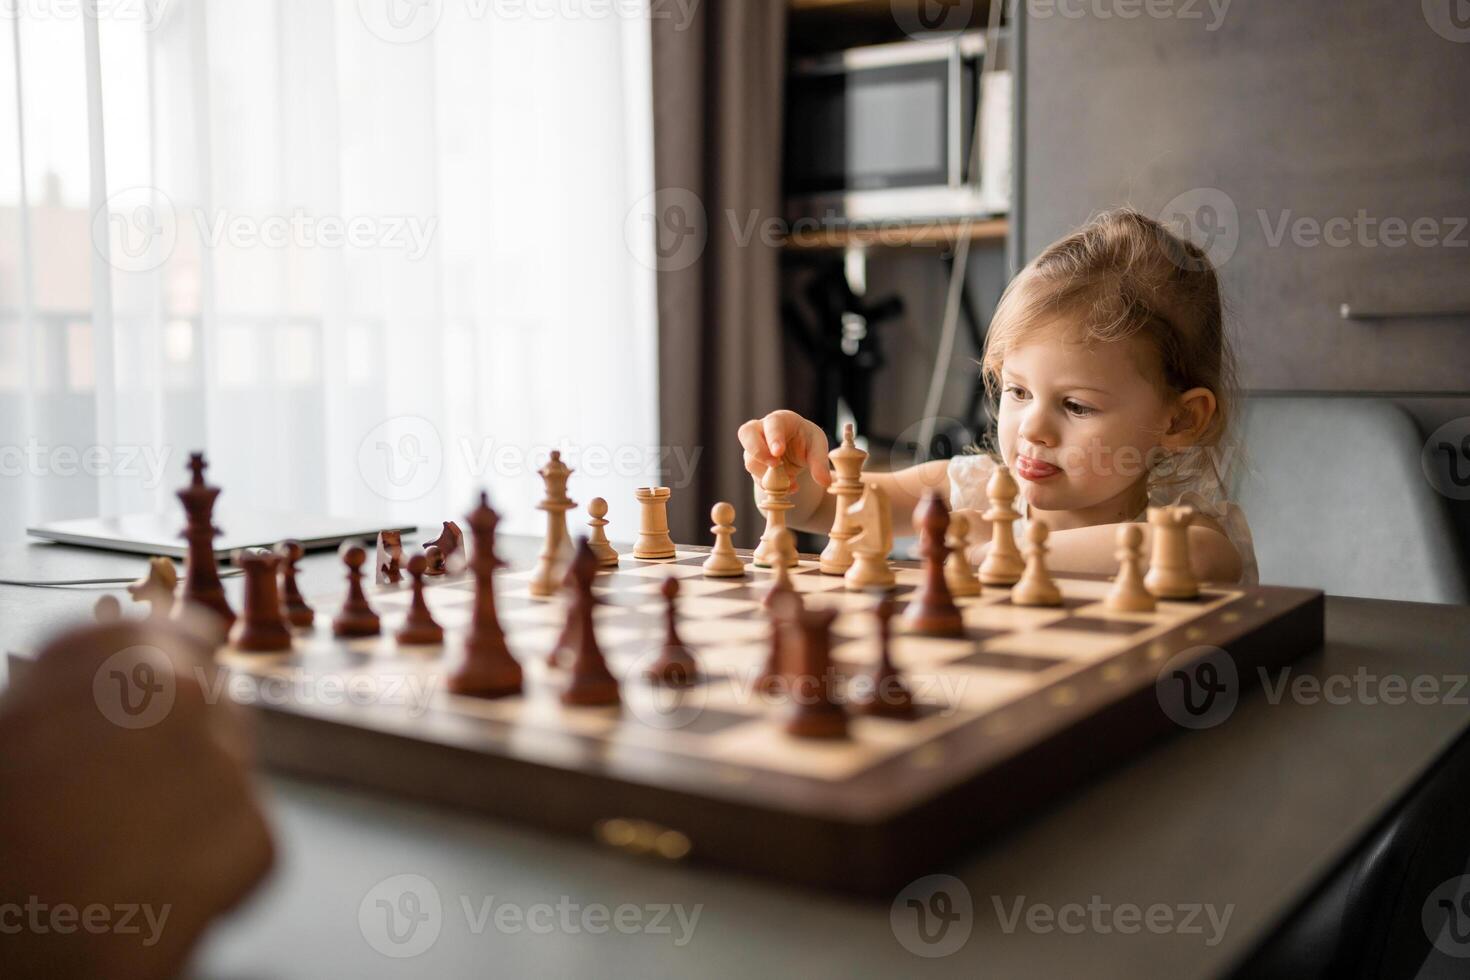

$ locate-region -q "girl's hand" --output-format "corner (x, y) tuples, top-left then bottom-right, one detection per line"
(738, 411), (833, 488)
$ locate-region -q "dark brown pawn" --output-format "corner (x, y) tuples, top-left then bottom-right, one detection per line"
(856, 594), (914, 718)
(784, 605), (847, 739)
(561, 539), (620, 707)
(902, 490), (963, 637)
(231, 549), (293, 652)
(646, 574), (698, 686)
(275, 540), (314, 628)
(758, 581), (803, 694)
(422, 521), (464, 574)
(396, 554), (444, 646)
(332, 543), (381, 638)
(375, 530), (404, 585)
(546, 558), (583, 668)
(450, 493), (522, 698)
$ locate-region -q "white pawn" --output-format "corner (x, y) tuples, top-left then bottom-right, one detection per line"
(944, 511), (981, 598)
(1011, 520), (1063, 607)
(586, 497), (619, 568)
(703, 502), (745, 578)
(1105, 524), (1155, 612)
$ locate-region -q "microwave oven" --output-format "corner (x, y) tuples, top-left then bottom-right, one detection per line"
(783, 33), (1010, 226)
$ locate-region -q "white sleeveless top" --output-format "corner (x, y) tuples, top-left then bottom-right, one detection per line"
(947, 451), (1260, 587)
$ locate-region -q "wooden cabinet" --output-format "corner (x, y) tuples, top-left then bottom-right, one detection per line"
(1020, 0), (1470, 393)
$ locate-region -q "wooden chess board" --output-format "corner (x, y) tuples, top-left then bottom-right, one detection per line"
(206, 546), (1323, 897)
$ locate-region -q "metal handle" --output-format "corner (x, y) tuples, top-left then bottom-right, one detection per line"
(1340, 303), (1470, 320)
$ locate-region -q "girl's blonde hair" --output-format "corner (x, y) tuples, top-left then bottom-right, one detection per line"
(979, 207), (1239, 491)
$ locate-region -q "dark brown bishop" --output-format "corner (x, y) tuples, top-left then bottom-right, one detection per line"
(902, 489), (964, 637)
(449, 493), (522, 698)
(560, 538), (620, 706)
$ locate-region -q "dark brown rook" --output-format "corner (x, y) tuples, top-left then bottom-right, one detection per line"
(784, 605), (847, 739)
(332, 542), (381, 638)
(376, 530), (404, 585)
(449, 492), (522, 698)
(232, 549), (293, 652)
(176, 451), (235, 629)
(397, 554), (444, 646)
(646, 574), (698, 686)
(561, 539), (620, 707)
(275, 540), (314, 628)
(902, 490), (963, 637)
(856, 593), (914, 718)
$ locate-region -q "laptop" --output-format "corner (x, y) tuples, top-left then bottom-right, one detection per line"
(27, 511), (418, 560)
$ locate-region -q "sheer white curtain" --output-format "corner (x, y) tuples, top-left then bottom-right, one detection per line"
(0, 0), (659, 542)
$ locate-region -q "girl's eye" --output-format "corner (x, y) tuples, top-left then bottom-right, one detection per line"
(1064, 399), (1096, 417)
(1005, 384), (1028, 400)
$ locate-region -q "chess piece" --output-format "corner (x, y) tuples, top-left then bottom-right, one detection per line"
(1011, 520), (1063, 607)
(758, 571), (803, 694)
(702, 502), (745, 578)
(945, 512), (981, 598)
(1145, 505), (1200, 599)
(376, 530), (404, 585)
(1105, 524), (1157, 612)
(753, 465), (798, 568)
(843, 483), (896, 590)
(397, 553), (445, 645)
(561, 539), (620, 706)
(586, 497), (619, 567)
(546, 558), (582, 669)
(783, 606), (847, 739)
(762, 529), (798, 609)
(94, 594), (122, 623)
(856, 595), (914, 718)
(819, 424), (867, 575)
(231, 549), (293, 652)
(903, 491), (965, 636)
(127, 557), (178, 620)
(633, 485), (676, 559)
(275, 540), (314, 627)
(531, 452), (577, 594)
(451, 492), (523, 697)
(332, 542), (381, 637)
(422, 521), (464, 576)
(979, 463), (1025, 586)
(645, 575), (698, 686)
(175, 452), (235, 629)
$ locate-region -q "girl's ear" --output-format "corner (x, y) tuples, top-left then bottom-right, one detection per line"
(1161, 387), (1217, 447)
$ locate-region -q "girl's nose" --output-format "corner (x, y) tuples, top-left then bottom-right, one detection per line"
(1018, 405), (1058, 449)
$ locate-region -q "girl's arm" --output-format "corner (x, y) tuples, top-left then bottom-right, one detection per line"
(782, 459), (953, 537)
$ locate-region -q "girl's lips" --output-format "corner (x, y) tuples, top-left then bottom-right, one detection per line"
(1015, 454), (1061, 480)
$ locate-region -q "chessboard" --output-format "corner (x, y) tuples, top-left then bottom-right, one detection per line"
(211, 542), (1323, 898)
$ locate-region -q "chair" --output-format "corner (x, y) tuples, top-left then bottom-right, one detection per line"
(1231, 397), (1470, 604)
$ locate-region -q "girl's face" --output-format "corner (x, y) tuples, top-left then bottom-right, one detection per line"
(996, 326), (1178, 516)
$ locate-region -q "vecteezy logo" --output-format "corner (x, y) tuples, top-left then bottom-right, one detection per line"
(91, 186), (178, 273)
(1424, 876), (1470, 957)
(93, 645), (177, 729)
(1424, 0), (1470, 42)
(623, 188), (707, 273)
(890, 874), (973, 957)
(358, 873), (442, 958)
(1157, 187), (1240, 271)
(623, 643), (710, 730)
(1156, 645), (1238, 730)
(356, 416), (443, 503)
(1422, 418), (1470, 501)
(356, 0), (443, 44)
(891, 0), (973, 38)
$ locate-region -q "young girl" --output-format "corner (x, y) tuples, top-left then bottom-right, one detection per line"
(738, 208), (1258, 586)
